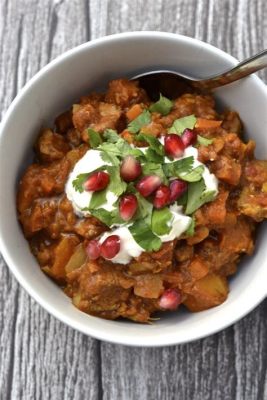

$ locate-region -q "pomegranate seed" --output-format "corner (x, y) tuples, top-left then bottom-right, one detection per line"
(181, 128), (197, 147)
(84, 171), (110, 192)
(169, 179), (188, 203)
(86, 240), (100, 260)
(120, 155), (142, 182)
(100, 235), (120, 259)
(159, 289), (182, 310)
(153, 185), (171, 209)
(164, 134), (185, 158)
(136, 175), (162, 197)
(119, 194), (138, 221)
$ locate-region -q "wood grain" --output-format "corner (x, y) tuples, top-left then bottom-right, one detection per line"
(0, 0), (267, 399)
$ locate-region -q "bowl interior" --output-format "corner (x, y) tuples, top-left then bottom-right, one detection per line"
(1, 32), (267, 346)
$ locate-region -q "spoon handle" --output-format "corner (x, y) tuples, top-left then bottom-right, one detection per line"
(196, 49), (267, 89)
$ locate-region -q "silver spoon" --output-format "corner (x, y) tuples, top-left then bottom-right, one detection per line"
(133, 49), (267, 97)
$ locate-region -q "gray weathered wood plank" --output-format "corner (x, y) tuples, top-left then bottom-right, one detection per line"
(0, 0), (267, 399)
(0, 1), (99, 400)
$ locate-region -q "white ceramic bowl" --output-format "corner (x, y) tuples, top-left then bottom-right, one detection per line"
(0, 32), (267, 347)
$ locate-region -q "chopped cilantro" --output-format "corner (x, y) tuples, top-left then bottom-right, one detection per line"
(144, 148), (164, 163)
(103, 129), (120, 143)
(128, 110), (151, 134)
(72, 173), (89, 193)
(129, 220), (162, 251)
(185, 179), (217, 215)
(99, 139), (143, 163)
(106, 166), (127, 196)
(163, 156), (194, 178)
(151, 207), (173, 236)
(149, 94), (173, 116)
(89, 189), (107, 209)
(136, 133), (164, 156)
(142, 162), (167, 184)
(179, 165), (205, 182)
(168, 115), (197, 135)
(135, 192), (153, 225)
(197, 135), (214, 146)
(87, 128), (103, 148)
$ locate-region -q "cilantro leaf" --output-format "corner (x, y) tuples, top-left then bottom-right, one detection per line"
(103, 129), (120, 143)
(185, 179), (217, 215)
(87, 128), (103, 148)
(179, 165), (204, 182)
(136, 133), (164, 156)
(89, 189), (107, 209)
(88, 208), (114, 227)
(149, 94), (173, 116)
(185, 216), (195, 236)
(142, 162), (167, 184)
(151, 207), (172, 236)
(106, 166), (127, 196)
(163, 156), (194, 178)
(168, 115), (197, 135)
(72, 173), (89, 193)
(144, 148), (164, 163)
(129, 221), (162, 251)
(135, 193), (153, 225)
(99, 150), (120, 166)
(197, 135), (214, 146)
(99, 139), (143, 162)
(128, 110), (151, 134)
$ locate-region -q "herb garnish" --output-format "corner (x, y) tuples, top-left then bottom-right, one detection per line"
(149, 94), (173, 116)
(151, 207), (173, 236)
(185, 179), (217, 215)
(128, 110), (151, 133)
(168, 115), (197, 135)
(129, 220), (162, 251)
(87, 128), (103, 148)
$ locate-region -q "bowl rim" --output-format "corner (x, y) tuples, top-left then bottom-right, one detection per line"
(1, 31), (267, 347)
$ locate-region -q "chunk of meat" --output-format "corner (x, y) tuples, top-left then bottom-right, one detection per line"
(195, 190), (229, 227)
(105, 79), (148, 108)
(221, 110), (242, 135)
(17, 158), (72, 213)
(238, 160), (267, 221)
(128, 242), (174, 274)
(160, 94), (218, 128)
(211, 155), (241, 185)
(55, 110), (73, 134)
(36, 129), (70, 162)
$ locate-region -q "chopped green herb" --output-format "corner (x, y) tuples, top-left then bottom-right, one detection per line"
(128, 110), (151, 134)
(103, 129), (120, 143)
(136, 133), (164, 156)
(179, 165), (205, 182)
(144, 148), (164, 163)
(151, 207), (173, 236)
(72, 173), (89, 193)
(88, 208), (114, 227)
(142, 162), (167, 184)
(89, 189), (107, 209)
(99, 139), (143, 162)
(177, 190), (188, 206)
(149, 94), (173, 116)
(168, 115), (197, 135)
(135, 192), (153, 225)
(163, 156), (194, 178)
(185, 216), (195, 236)
(129, 220), (162, 251)
(106, 166), (127, 196)
(197, 135), (214, 146)
(87, 128), (102, 148)
(185, 179), (217, 215)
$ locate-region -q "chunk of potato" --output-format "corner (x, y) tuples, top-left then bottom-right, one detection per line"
(45, 235), (80, 281)
(65, 243), (87, 274)
(183, 274), (228, 312)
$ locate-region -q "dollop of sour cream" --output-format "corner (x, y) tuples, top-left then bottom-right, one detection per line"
(65, 145), (218, 265)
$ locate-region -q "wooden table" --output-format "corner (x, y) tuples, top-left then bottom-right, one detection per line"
(0, 1), (267, 399)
